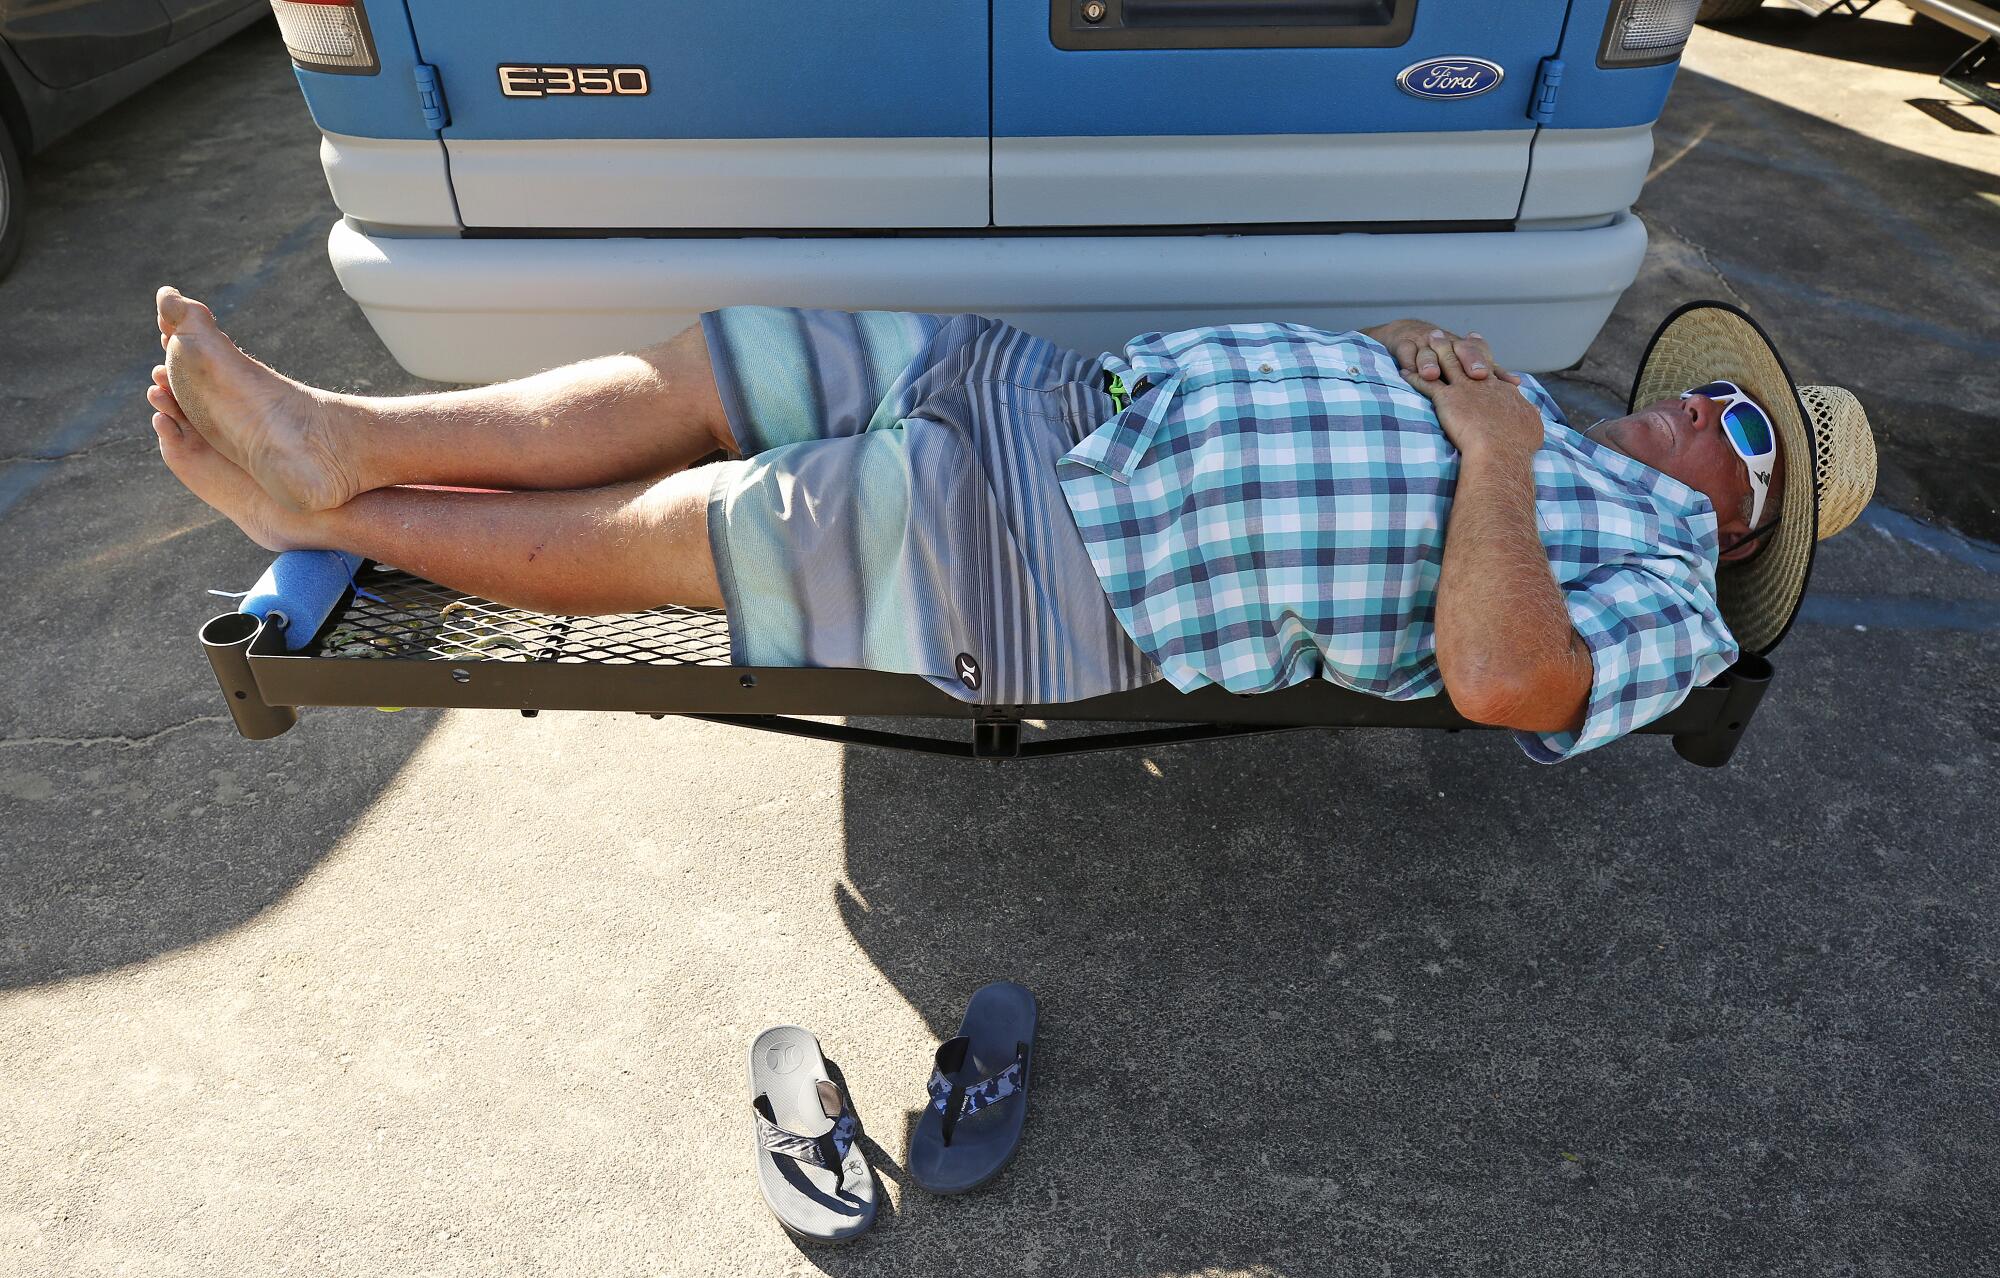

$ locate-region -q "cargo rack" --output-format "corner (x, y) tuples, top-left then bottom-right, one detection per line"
(200, 563), (1773, 765)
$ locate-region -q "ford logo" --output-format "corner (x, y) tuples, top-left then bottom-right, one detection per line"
(1396, 57), (1505, 100)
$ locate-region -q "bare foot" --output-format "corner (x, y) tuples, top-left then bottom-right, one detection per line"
(152, 411), (317, 553)
(157, 286), (360, 512)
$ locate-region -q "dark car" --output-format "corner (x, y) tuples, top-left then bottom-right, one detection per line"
(0, 0), (268, 275)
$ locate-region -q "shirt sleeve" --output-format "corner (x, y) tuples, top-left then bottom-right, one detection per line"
(1513, 557), (1740, 764)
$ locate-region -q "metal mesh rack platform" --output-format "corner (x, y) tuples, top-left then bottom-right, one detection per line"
(302, 566), (735, 668)
(201, 564), (1775, 765)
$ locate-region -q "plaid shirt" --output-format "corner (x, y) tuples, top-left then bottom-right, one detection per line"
(1057, 323), (1740, 762)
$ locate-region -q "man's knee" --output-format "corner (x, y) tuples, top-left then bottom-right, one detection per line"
(647, 323), (738, 456)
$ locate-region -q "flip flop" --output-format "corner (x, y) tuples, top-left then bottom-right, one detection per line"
(748, 1026), (877, 1243)
(908, 981), (1037, 1194)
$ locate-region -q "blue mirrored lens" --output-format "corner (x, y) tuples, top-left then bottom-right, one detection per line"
(1688, 381), (1736, 399)
(1723, 401), (1774, 456)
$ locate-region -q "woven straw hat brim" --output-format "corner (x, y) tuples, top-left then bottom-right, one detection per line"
(1629, 302), (1816, 656)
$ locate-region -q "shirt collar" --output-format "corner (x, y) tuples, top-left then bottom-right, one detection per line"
(1562, 422), (1723, 557)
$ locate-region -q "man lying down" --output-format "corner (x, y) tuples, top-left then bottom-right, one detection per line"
(147, 290), (1875, 762)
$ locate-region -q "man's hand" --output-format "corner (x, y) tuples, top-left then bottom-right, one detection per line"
(1396, 332), (1544, 463)
(1362, 320), (1522, 387)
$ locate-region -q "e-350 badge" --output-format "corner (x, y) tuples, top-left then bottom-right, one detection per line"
(497, 64), (651, 98)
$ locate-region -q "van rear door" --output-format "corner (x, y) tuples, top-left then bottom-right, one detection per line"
(993, 0), (1570, 226)
(404, 1), (990, 230)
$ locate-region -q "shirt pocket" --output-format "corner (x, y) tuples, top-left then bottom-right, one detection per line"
(1534, 483), (1673, 572)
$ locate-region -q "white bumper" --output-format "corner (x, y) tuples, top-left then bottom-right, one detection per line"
(328, 213), (1647, 384)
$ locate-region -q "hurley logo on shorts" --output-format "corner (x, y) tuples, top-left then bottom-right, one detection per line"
(955, 652), (982, 692)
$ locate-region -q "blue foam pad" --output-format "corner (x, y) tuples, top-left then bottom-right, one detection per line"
(237, 550), (364, 651)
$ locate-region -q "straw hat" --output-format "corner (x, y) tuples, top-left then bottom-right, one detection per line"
(1629, 301), (1876, 655)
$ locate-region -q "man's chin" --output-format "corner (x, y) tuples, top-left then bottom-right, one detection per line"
(1588, 417), (1641, 461)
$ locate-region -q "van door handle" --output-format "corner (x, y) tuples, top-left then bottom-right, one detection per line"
(1119, 0), (1394, 26)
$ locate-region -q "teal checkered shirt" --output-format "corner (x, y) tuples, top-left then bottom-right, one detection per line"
(1057, 323), (1739, 762)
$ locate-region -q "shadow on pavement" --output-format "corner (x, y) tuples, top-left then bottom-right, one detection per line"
(825, 630), (1997, 1273)
(0, 21), (443, 991)
(1584, 67), (2000, 542)
(0, 599), (441, 989)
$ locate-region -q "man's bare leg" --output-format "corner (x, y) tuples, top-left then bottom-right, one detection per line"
(153, 410), (723, 614)
(152, 287), (738, 511)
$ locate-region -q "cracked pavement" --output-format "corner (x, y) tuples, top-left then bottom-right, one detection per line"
(0, 717), (232, 752)
(3, 9), (1999, 1277)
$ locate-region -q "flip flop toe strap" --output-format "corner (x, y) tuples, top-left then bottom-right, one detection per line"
(755, 1084), (859, 1185)
(926, 1036), (1027, 1142)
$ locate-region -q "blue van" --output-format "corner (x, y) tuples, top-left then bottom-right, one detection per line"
(270, 0), (1698, 383)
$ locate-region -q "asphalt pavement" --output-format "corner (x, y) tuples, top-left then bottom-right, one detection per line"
(3, 9), (1998, 1276)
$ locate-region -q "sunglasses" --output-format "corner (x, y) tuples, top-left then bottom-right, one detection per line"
(1682, 380), (1777, 534)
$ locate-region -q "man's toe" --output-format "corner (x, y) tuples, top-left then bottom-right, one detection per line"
(147, 382), (188, 426)
(157, 286), (186, 328)
(156, 286), (215, 334)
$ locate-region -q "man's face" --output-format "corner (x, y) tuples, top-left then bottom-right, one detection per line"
(1587, 390), (1785, 562)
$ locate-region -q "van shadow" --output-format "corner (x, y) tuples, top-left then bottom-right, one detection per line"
(0, 520), (442, 992)
(0, 701), (441, 990)
(820, 724), (1767, 1274)
(0, 19), (446, 990)
(819, 631), (1996, 1274)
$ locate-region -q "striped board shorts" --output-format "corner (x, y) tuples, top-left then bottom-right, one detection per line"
(700, 306), (1158, 706)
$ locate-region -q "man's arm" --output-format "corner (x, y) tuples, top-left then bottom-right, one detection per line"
(1399, 333), (1590, 733)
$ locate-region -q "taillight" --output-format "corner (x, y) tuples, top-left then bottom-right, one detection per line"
(271, 0), (380, 75)
(1598, 0), (1701, 68)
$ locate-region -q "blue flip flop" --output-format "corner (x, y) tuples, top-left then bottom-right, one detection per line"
(908, 981), (1037, 1194)
(748, 1026), (877, 1243)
